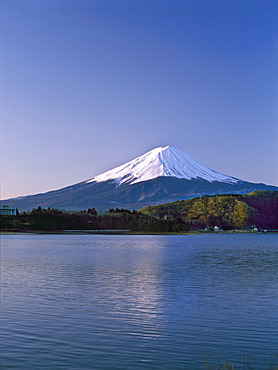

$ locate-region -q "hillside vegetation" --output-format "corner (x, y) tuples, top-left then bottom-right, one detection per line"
(0, 207), (174, 233)
(1, 191), (277, 232)
(140, 191), (278, 230)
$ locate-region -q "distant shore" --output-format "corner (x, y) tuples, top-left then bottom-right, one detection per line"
(1, 229), (276, 236)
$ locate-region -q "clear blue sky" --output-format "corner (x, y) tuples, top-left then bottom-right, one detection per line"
(1, 0), (277, 199)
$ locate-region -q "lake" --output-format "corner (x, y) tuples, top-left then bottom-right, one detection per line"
(1, 233), (278, 369)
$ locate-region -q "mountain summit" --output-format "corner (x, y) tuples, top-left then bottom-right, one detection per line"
(2, 146), (277, 211)
(89, 146), (238, 186)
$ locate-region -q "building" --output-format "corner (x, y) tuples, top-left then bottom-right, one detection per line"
(0, 205), (16, 216)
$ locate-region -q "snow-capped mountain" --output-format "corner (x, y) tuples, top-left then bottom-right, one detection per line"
(89, 146), (238, 186)
(2, 146), (277, 211)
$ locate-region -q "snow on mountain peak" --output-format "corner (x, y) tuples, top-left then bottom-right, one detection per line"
(88, 146), (238, 186)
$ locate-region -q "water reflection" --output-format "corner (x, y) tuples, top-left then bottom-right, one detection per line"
(65, 238), (166, 334)
(1, 234), (278, 369)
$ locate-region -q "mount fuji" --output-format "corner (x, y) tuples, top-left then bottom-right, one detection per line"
(3, 146), (278, 211)
(90, 146), (238, 186)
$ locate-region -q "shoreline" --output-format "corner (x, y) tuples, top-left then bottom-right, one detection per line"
(1, 229), (276, 236)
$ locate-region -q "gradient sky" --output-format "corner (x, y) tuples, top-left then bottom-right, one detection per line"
(1, 0), (277, 200)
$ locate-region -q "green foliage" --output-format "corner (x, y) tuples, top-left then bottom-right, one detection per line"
(0, 206), (181, 233)
(140, 191), (278, 230)
(1, 191), (277, 232)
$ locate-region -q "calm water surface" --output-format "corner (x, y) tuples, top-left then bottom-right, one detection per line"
(1, 233), (278, 369)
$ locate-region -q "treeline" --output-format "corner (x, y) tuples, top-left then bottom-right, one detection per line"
(0, 206), (178, 233)
(140, 191), (278, 230)
(1, 191), (277, 232)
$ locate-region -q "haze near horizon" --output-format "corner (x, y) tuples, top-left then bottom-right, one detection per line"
(1, 0), (277, 200)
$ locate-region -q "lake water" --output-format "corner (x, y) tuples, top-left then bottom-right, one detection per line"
(1, 233), (278, 369)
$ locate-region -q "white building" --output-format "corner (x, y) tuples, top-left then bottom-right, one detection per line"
(0, 205), (16, 216)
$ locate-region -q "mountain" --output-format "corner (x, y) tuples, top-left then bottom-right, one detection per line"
(90, 146), (238, 185)
(2, 146), (278, 212)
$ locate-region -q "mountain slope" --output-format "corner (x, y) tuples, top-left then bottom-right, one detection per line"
(88, 146), (238, 185)
(2, 146), (278, 211)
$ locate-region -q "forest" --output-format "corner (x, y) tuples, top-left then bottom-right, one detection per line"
(1, 191), (277, 232)
(140, 190), (278, 230)
(0, 207), (175, 233)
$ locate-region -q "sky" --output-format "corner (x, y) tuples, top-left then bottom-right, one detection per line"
(1, 0), (277, 200)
